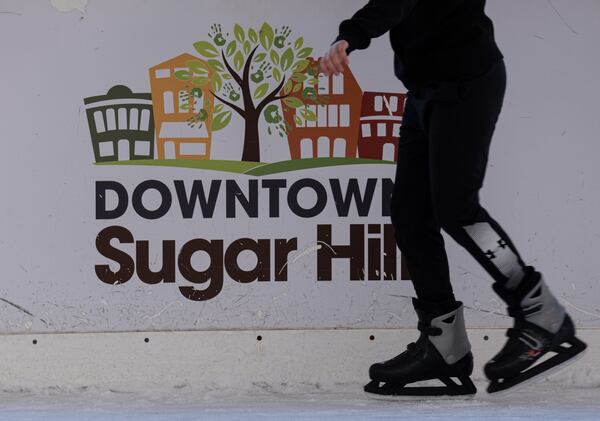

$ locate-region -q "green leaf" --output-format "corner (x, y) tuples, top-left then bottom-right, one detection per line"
(243, 40), (251, 55)
(214, 104), (224, 113)
(211, 72), (223, 92)
(223, 73), (233, 80)
(294, 37), (304, 50)
(272, 67), (282, 82)
(174, 70), (192, 80)
(301, 107), (317, 121)
(291, 72), (307, 83)
(248, 28), (258, 43)
(292, 83), (302, 93)
(280, 48), (294, 71)
(283, 96), (303, 108)
(180, 103), (189, 110)
(259, 22), (274, 51)
(193, 41), (219, 58)
(226, 40), (237, 57)
(296, 47), (313, 59)
(270, 50), (280, 66)
(283, 80), (293, 95)
(233, 51), (244, 71)
(187, 60), (210, 75)
(292, 59), (309, 73)
(212, 111), (232, 131)
(233, 24), (245, 43)
(253, 83), (269, 99)
(294, 115), (303, 126)
(192, 76), (210, 86)
(253, 52), (267, 62)
(207, 59), (225, 73)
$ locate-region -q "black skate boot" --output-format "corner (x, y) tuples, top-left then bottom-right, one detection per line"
(486, 269), (587, 394)
(364, 299), (477, 399)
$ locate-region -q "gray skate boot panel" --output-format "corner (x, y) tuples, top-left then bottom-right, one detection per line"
(521, 275), (566, 334)
(429, 305), (471, 365)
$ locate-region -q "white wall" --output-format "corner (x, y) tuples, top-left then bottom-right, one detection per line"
(0, 0), (598, 336)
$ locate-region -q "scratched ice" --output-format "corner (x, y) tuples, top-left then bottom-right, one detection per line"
(0, 382), (599, 420)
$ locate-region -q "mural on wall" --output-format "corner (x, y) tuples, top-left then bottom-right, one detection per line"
(82, 21), (411, 306)
(84, 22), (406, 176)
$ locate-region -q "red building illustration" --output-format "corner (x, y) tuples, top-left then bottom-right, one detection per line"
(357, 91), (406, 162)
(282, 58), (363, 160)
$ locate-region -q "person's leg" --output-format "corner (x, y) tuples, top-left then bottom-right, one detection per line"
(367, 92), (476, 398)
(391, 93), (455, 308)
(427, 60), (528, 289)
(426, 59), (586, 393)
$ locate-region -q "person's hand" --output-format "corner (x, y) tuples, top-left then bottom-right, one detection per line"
(320, 40), (349, 76)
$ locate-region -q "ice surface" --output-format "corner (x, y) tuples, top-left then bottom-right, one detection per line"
(0, 382), (599, 421)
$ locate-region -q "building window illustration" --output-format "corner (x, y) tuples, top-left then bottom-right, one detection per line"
(300, 138), (312, 158)
(84, 85), (154, 163)
(332, 73), (344, 95)
(382, 143), (395, 161)
(328, 105), (338, 127)
(374, 96), (383, 112)
(163, 91), (174, 114)
(318, 73), (329, 95)
(333, 138), (346, 157)
(318, 136), (329, 157)
(155, 69), (170, 78)
(192, 89), (203, 113)
(149, 53), (215, 160)
(317, 105), (327, 127)
(93, 111), (105, 133)
(140, 109), (151, 131)
(98, 141), (113, 157)
(362, 123), (372, 138)
(118, 108), (128, 130)
(388, 95), (399, 112)
(106, 108), (116, 131)
(129, 108), (139, 130)
(339, 104), (350, 127)
(118, 139), (130, 161)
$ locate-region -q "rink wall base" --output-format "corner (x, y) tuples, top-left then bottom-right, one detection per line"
(0, 328), (598, 390)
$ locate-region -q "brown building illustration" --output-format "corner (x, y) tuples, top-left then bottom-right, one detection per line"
(357, 91), (406, 162)
(149, 53), (215, 160)
(282, 58), (363, 160)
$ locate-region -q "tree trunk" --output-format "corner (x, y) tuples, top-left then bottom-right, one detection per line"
(241, 112), (261, 162)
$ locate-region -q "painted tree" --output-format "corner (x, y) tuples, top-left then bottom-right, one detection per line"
(175, 23), (327, 162)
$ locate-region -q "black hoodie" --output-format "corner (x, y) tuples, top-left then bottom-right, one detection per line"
(335, 0), (503, 90)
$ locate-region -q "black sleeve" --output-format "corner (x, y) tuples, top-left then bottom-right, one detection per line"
(334, 0), (420, 53)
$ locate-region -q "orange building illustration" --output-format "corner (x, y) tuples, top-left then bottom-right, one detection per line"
(357, 91), (406, 162)
(282, 58), (363, 160)
(149, 53), (215, 160)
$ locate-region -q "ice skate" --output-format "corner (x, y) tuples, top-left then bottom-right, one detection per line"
(364, 299), (477, 400)
(486, 270), (587, 394)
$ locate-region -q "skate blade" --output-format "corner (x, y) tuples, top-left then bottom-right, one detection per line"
(364, 390), (476, 402)
(487, 341), (587, 397)
(364, 378), (477, 401)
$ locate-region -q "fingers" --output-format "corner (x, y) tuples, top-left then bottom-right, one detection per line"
(320, 41), (348, 76)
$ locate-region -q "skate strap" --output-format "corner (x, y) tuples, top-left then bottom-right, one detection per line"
(508, 304), (542, 319)
(417, 322), (442, 336)
(506, 321), (549, 343)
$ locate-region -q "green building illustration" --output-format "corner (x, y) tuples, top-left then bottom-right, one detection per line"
(84, 85), (155, 163)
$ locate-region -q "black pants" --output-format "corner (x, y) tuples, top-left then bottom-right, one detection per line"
(391, 60), (527, 305)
